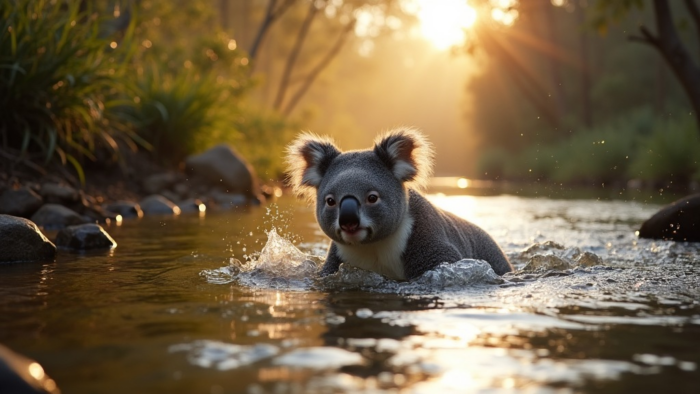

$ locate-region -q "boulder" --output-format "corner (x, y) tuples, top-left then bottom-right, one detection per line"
(55, 224), (117, 251)
(40, 182), (79, 204)
(0, 215), (56, 263)
(639, 193), (700, 242)
(30, 204), (86, 229)
(177, 198), (206, 213)
(184, 144), (259, 197)
(0, 188), (43, 217)
(141, 172), (181, 195)
(103, 201), (143, 218)
(139, 195), (181, 216)
(0, 344), (60, 394)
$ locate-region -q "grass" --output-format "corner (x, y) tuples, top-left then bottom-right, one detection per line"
(478, 108), (700, 185)
(0, 0), (147, 182)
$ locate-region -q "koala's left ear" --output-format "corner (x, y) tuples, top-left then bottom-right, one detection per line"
(373, 128), (434, 189)
(286, 132), (341, 201)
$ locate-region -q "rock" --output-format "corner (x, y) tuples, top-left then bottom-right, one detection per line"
(40, 182), (79, 204)
(30, 204), (86, 229)
(185, 144), (259, 197)
(177, 198), (206, 213)
(80, 205), (118, 224)
(210, 191), (247, 209)
(576, 251), (604, 267)
(0, 344), (60, 393)
(55, 224), (117, 251)
(103, 201), (143, 218)
(142, 172), (181, 195)
(160, 190), (181, 205)
(522, 254), (572, 272)
(173, 182), (190, 199)
(0, 215), (56, 263)
(0, 188), (43, 217)
(639, 193), (700, 242)
(139, 195), (181, 216)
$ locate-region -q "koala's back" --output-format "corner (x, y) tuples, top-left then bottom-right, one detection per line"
(403, 189), (512, 278)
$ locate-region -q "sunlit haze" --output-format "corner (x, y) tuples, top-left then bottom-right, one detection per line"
(414, 0), (477, 50)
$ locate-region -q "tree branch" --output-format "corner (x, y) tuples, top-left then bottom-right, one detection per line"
(248, 0), (297, 70)
(273, 2), (318, 111)
(282, 20), (356, 116)
(684, 0), (700, 56)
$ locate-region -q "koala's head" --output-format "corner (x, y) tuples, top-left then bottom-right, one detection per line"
(286, 128), (433, 246)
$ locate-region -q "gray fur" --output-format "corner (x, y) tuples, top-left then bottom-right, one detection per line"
(287, 128), (512, 281)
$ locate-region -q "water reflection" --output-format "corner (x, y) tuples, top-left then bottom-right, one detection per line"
(0, 193), (699, 393)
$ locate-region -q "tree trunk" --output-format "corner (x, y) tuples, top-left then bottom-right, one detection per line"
(542, 0), (568, 121)
(634, 0), (700, 131)
(282, 20), (356, 116)
(220, 0), (229, 30)
(577, 5), (593, 127)
(273, 2), (318, 111)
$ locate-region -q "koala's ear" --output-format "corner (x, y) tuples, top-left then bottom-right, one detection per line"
(373, 128), (434, 190)
(286, 133), (341, 200)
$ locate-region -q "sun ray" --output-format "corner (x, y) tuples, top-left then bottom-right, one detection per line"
(415, 0), (478, 50)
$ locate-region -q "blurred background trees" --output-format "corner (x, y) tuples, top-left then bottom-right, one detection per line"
(1, 0), (698, 186)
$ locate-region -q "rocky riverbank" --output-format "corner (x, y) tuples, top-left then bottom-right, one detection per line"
(0, 144), (280, 263)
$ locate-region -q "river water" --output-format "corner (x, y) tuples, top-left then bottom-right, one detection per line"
(1, 183), (699, 393)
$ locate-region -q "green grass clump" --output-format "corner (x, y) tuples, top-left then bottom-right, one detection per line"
(628, 116), (700, 183)
(0, 0), (145, 181)
(130, 64), (228, 161)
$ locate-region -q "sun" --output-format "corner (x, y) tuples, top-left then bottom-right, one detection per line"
(414, 0), (478, 50)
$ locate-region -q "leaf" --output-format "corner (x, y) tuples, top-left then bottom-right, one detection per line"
(65, 153), (85, 186)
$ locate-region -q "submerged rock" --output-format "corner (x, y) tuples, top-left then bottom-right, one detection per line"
(103, 201), (143, 219)
(0, 187), (43, 217)
(55, 223), (117, 251)
(30, 204), (86, 229)
(0, 215), (56, 263)
(177, 198), (206, 213)
(185, 144), (259, 197)
(139, 195), (181, 216)
(0, 344), (60, 394)
(639, 193), (700, 242)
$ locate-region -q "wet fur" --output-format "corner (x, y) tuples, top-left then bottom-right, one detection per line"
(286, 128), (512, 280)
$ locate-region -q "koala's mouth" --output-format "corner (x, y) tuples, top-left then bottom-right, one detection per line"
(338, 226), (372, 244)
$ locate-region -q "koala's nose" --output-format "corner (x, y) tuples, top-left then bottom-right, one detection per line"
(338, 196), (360, 232)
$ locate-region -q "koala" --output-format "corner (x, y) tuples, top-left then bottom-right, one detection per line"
(286, 128), (512, 281)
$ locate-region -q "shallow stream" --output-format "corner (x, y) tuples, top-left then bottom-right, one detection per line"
(1, 187), (699, 393)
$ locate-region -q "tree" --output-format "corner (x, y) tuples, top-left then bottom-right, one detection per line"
(596, 0), (700, 133)
(247, 0), (404, 117)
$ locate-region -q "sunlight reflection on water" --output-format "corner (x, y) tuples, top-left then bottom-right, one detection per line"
(1, 192), (699, 393)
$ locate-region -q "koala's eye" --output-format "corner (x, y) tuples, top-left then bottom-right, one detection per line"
(325, 196), (336, 207)
(366, 193), (379, 204)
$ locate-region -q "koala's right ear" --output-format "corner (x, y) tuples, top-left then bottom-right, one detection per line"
(286, 133), (341, 200)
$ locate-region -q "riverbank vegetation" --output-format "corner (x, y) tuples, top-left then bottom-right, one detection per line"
(1, 0), (698, 190)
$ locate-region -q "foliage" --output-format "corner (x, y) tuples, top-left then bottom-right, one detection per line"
(230, 109), (299, 180)
(0, 0), (146, 182)
(129, 64), (229, 161)
(496, 108), (700, 184)
(628, 116), (700, 183)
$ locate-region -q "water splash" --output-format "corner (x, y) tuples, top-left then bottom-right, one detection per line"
(201, 228), (502, 293)
(200, 227), (612, 294)
(200, 228), (322, 290)
(317, 259), (502, 294)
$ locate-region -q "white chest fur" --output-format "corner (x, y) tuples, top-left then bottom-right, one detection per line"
(335, 214), (414, 280)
